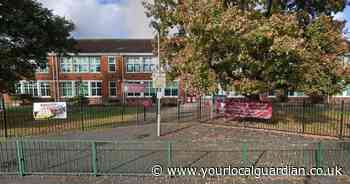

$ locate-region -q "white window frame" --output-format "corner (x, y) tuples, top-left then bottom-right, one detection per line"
(109, 81), (117, 97)
(36, 63), (49, 73)
(108, 56), (116, 72)
(60, 56), (101, 73)
(125, 56), (155, 73)
(16, 80), (51, 98)
(89, 81), (102, 97)
(164, 81), (179, 98)
(59, 81), (75, 97)
(334, 86), (350, 97)
(125, 80), (143, 98)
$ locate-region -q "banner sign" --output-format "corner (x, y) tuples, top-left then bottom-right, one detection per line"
(152, 73), (166, 89)
(125, 84), (146, 93)
(216, 99), (272, 119)
(33, 102), (67, 120)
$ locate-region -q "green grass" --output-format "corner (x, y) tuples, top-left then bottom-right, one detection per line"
(0, 105), (150, 137)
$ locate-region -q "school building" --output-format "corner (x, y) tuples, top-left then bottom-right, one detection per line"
(5, 39), (184, 105)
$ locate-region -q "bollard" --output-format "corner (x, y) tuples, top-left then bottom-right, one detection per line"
(91, 142), (98, 176)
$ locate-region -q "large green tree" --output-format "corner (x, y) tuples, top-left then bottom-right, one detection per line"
(0, 0), (75, 93)
(144, 0), (350, 101)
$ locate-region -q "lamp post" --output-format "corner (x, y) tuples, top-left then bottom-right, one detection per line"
(157, 31), (161, 137)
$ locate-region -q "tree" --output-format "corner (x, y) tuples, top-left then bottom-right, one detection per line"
(0, 0), (75, 93)
(144, 0), (350, 101)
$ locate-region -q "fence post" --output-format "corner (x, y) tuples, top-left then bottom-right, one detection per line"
(144, 106), (146, 122)
(315, 142), (323, 169)
(177, 99), (180, 121)
(198, 96), (202, 121)
(122, 99), (125, 121)
(91, 141), (98, 176)
(242, 143), (248, 166)
(16, 140), (25, 176)
(167, 142), (172, 168)
(1, 97), (8, 138)
(339, 100), (344, 139)
(80, 98), (84, 131)
(302, 100), (306, 134)
(137, 101), (139, 123)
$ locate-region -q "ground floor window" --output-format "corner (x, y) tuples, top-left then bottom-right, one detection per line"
(164, 81), (179, 97)
(109, 81), (117, 97)
(125, 81), (142, 97)
(60, 81), (74, 97)
(124, 80), (178, 97)
(91, 81), (102, 96)
(144, 81), (156, 97)
(59, 81), (102, 97)
(16, 81), (51, 97)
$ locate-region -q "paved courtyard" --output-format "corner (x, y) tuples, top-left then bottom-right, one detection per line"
(1, 121), (350, 184)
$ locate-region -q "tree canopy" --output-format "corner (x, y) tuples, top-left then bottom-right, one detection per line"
(0, 0), (75, 93)
(144, 0), (350, 100)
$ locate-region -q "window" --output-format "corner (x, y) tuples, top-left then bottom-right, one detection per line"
(75, 81), (89, 96)
(339, 86), (350, 97)
(23, 81), (38, 96)
(60, 56), (101, 73)
(36, 63), (49, 73)
(164, 81), (179, 97)
(288, 91), (305, 97)
(108, 56), (116, 72)
(125, 81), (142, 97)
(39, 82), (50, 97)
(144, 81), (156, 97)
(91, 81), (102, 96)
(60, 81), (74, 97)
(125, 56), (155, 73)
(109, 81), (117, 96)
(60, 58), (73, 72)
(89, 57), (101, 72)
(16, 81), (50, 97)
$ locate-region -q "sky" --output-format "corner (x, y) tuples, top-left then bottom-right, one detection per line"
(37, 0), (154, 38)
(37, 0), (350, 39)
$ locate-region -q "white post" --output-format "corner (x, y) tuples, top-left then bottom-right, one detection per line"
(157, 31), (161, 137)
(157, 90), (161, 137)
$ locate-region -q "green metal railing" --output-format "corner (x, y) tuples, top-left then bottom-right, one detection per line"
(0, 139), (349, 176)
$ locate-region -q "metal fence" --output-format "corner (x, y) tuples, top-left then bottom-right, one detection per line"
(1, 97), (350, 138)
(0, 99), (202, 138)
(0, 139), (349, 176)
(211, 100), (350, 138)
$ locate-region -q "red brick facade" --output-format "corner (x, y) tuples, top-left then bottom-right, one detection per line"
(5, 53), (185, 105)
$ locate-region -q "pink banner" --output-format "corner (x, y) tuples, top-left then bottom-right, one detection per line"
(216, 99), (272, 119)
(126, 84), (145, 93)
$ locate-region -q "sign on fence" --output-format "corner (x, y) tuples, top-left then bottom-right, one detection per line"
(33, 102), (67, 120)
(217, 99), (272, 119)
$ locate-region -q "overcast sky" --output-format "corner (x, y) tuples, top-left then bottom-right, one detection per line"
(37, 0), (350, 39)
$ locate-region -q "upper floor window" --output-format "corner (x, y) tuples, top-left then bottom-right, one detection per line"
(108, 56), (116, 72)
(60, 56), (101, 73)
(125, 56), (155, 73)
(36, 63), (49, 73)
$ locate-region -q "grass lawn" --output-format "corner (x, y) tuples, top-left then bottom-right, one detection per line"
(0, 105), (153, 137)
(219, 103), (350, 137)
